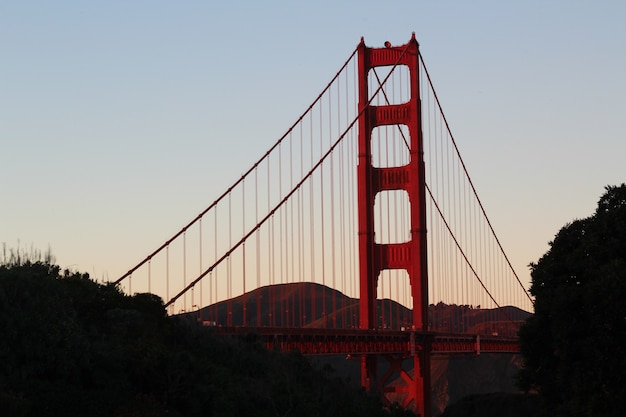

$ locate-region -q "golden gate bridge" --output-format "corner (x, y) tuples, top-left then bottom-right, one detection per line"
(114, 34), (534, 416)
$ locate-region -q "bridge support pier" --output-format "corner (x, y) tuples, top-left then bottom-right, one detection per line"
(360, 336), (432, 415)
(357, 34), (431, 416)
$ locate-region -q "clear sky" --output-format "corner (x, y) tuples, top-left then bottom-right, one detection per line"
(2, 1), (625, 294)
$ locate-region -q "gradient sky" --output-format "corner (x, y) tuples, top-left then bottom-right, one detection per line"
(2, 1), (625, 295)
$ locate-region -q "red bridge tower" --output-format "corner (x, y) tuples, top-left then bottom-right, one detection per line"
(357, 34), (431, 416)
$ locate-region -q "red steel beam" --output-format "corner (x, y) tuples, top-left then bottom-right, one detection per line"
(210, 326), (519, 355)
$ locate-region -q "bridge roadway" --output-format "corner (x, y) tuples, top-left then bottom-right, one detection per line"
(210, 327), (519, 356)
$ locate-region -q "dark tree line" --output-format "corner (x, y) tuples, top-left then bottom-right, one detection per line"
(0, 258), (413, 417)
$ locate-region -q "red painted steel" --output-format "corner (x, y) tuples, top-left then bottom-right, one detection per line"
(210, 326), (520, 356)
(357, 33), (431, 416)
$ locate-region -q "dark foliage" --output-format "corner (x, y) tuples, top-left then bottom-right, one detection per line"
(518, 184), (626, 416)
(440, 393), (539, 417)
(0, 259), (412, 416)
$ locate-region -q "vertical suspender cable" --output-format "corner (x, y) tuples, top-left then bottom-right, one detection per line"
(338, 67), (347, 326)
(242, 178), (246, 326)
(148, 258), (151, 295)
(183, 230), (187, 312)
(166, 245), (170, 314)
(299, 122), (304, 326)
(213, 207), (218, 324)
(267, 155), (273, 326)
(278, 141), (284, 326)
(199, 218), (202, 320)
(331, 79), (337, 328)
(289, 132), (295, 327)
(309, 109), (316, 323)
(255, 168), (261, 325)
(320, 95), (326, 325)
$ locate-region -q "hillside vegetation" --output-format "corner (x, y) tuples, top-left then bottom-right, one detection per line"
(0, 256), (413, 417)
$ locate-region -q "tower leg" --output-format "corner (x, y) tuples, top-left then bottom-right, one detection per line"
(361, 355), (378, 392)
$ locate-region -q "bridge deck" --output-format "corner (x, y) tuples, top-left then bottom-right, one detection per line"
(210, 326), (519, 355)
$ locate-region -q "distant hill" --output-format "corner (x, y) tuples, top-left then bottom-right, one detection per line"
(428, 302), (530, 338)
(191, 282), (531, 338)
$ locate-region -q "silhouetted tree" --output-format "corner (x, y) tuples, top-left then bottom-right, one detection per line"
(518, 184), (626, 416)
(0, 255), (415, 417)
